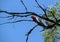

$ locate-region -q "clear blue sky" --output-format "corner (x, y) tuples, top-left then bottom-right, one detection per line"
(0, 0), (59, 42)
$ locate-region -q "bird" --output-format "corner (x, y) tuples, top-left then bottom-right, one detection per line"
(31, 15), (46, 28)
(31, 15), (55, 32)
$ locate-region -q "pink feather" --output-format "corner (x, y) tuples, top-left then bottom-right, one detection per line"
(31, 16), (37, 21)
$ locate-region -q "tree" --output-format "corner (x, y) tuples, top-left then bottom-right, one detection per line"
(0, 0), (60, 42)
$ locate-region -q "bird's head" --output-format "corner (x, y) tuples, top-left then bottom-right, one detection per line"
(31, 15), (37, 21)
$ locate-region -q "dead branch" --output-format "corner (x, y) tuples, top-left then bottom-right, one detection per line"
(0, 10), (60, 26)
(26, 25), (38, 42)
(20, 0), (28, 11)
(0, 20), (33, 25)
(0, 16), (12, 18)
(35, 0), (48, 18)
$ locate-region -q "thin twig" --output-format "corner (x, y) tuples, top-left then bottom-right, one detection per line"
(0, 10), (60, 26)
(15, 14), (32, 17)
(20, 0), (28, 11)
(0, 20), (33, 25)
(25, 25), (38, 42)
(35, 0), (48, 18)
(0, 16), (12, 18)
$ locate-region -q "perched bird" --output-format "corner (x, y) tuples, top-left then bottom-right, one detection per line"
(31, 15), (46, 27)
(31, 15), (55, 32)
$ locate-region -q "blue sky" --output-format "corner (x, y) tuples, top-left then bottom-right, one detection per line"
(0, 0), (59, 42)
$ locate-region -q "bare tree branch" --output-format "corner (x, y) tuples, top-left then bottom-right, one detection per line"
(25, 25), (38, 42)
(0, 16), (15, 20)
(0, 10), (60, 26)
(35, 0), (48, 18)
(0, 20), (33, 25)
(0, 16), (12, 18)
(20, 0), (28, 11)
